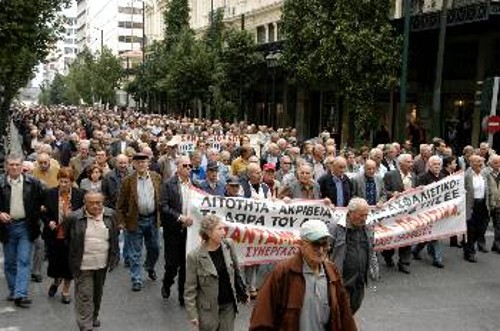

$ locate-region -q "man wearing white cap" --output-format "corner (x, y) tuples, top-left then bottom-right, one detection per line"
(249, 219), (357, 331)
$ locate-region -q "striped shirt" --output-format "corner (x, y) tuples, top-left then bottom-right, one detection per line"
(137, 173), (155, 216)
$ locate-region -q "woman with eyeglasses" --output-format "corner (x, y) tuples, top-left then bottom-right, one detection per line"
(42, 167), (84, 304)
(184, 215), (248, 331)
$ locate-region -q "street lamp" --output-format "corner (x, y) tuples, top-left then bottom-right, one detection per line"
(266, 51), (282, 127)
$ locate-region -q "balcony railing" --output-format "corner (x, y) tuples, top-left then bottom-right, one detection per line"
(392, 0), (500, 30)
(392, 0), (499, 18)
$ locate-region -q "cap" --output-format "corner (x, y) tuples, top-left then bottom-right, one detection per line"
(263, 163), (276, 171)
(206, 161), (219, 171)
(132, 153), (149, 161)
(226, 176), (240, 185)
(300, 219), (331, 242)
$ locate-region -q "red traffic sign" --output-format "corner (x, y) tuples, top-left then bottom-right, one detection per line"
(487, 115), (500, 133)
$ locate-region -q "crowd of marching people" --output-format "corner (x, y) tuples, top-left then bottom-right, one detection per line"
(1, 104), (499, 330)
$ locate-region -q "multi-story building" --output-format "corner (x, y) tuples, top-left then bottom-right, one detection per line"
(391, 0), (500, 151)
(41, 2), (79, 85)
(144, 0), (167, 46)
(76, 0), (144, 56)
(189, 0), (283, 44)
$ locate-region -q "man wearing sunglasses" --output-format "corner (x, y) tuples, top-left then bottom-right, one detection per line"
(329, 198), (372, 314)
(250, 219), (356, 331)
(160, 155), (194, 306)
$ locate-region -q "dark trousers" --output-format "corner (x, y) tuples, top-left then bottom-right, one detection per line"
(75, 268), (107, 331)
(381, 245), (412, 265)
(464, 199), (489, 256)
(162, 230), (187, 298)
(346, 282), (365, 315)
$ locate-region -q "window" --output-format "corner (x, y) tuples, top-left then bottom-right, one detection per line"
(256, 26), (266, 44)
(64, 47), (74, 55)
(118, 36), (143, 43)
(277, 22), (284, 41)
(118, 6), (143, 15)
(268, 23), (275, 43)
(118, 21), (144, 29)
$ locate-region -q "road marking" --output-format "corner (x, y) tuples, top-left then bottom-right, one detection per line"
(0, 327), (21, 331)
(0, 307), (16, 314)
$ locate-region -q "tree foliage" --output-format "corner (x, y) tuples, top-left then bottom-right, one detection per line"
(0, 0), (69, 169)
(283, 0), (401, 134)
(163, 0), (190, 50)
(40, 47), (124, 106)
(0, 0), (70, 108)
(129, 1), (263, 121)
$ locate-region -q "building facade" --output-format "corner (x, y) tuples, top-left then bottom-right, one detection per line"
(41, 2), (79, 86)
(76, 0), (144, 56)
(392, 0), (500, 151)
(189, 0), (283, 44)
(144, 0), (167, 46)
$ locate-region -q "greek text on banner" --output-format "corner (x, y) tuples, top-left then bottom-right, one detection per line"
(185, 173), (466, 266)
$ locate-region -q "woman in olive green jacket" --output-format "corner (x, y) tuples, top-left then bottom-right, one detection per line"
(184, 215), (248, 331)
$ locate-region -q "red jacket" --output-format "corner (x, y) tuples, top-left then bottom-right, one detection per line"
(249, 251), (357, 331)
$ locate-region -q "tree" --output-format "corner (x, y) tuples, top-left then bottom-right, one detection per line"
(65, 47), (95, 104)
(0, 0), (69, 168)
(163, 0), (190, 50)
(92, 47), (124, 105)
(165, 29), (215, 113)
(48, 73), (68, 105)
(204, 8), (225, 53)
(219, 29), (265, 120)
(283, 0), (401, 138)
(59, 47), (123, 106)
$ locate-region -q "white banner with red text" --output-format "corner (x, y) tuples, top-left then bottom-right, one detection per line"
(173, 134), (262, 156)
(186, 173), (466, 266)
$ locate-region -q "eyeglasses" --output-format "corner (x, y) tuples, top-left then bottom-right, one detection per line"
(182, 164), (192, 169)
(283, 162), (292, 165)
(308, 239), (330, 251)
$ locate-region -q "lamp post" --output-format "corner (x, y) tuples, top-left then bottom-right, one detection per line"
(141, 0), (145, 112)
(0, 84), (6, 173)
(266, 52), (282, 128)
(398, 0), (411, 142)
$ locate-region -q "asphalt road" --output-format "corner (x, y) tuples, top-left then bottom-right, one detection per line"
(3, 124), (500, 331)
(1, 233), (500, 331)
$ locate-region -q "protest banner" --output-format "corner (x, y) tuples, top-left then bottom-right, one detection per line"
(173, 134), (262, 156)
(185, 173), (466, 266)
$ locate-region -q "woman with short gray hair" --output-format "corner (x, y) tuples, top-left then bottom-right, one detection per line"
(184, 215), (248, 331)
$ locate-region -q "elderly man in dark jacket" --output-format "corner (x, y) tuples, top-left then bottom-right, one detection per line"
(318, 156), (353, 207)
(382, 154), (417, 274)
(0, 153), (45, 308)
(412, 155), (446, 268)
(329, 198), (372, 314)
(160, 155), (195, 306)
(102, 153), (133, 267)
(101, 154), (132, 209)
(65, 191), (119, 331)
(250, 219), (357, 331)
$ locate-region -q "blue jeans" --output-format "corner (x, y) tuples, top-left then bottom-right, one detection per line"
(413, 240), (443, 263)
(125, 215), (159, 285)
(3, 221), (33, 298)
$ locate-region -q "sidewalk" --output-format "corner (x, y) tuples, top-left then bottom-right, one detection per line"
(9, 120), (23, 155)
